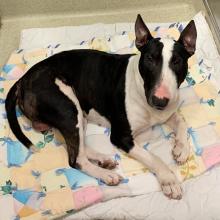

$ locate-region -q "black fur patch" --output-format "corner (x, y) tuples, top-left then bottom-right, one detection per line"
(10, 50), (135, 159)
(170, 41), (190, 87)
(138, 38), (163, 103)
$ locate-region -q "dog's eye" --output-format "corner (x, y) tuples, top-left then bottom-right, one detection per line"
(172, 56), (181, 65)
(146, 55), (153, 62)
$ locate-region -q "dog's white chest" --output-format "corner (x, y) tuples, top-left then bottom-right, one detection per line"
(125, 94), (169, 137)
(124, 56), (174, 137)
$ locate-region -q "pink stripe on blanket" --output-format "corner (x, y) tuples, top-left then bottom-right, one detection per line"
(202, 144), (220, 169)
(7, 66), (24, 80)
(73, 186), (103, 210)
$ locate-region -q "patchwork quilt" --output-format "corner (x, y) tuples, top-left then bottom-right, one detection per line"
(1, 23), (220, 220)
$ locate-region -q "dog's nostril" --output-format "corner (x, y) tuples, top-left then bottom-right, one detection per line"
(151, 95), (169, 109)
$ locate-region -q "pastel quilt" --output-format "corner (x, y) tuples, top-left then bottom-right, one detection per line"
(1, 23), (220, 220)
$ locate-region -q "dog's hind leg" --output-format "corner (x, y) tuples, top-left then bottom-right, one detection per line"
(85, 147), (118, 170)
(32, 121), (51, 132)
(36, 84), (80, 166)
(82, 113), (118, 170)
(55, 79), (123, 185)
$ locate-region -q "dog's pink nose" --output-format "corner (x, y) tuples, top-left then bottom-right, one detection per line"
(154, 84), (170, 100)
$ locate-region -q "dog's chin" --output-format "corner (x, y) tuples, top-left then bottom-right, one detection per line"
(147, 101), (167, 111)
(155, 106), (166, 111)
(152, 105), (167, 111)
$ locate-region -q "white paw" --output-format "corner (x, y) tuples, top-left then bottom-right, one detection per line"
(158, 169), (182, 200)
(172, 140), (190, 165)
(100, 170), (123, 186)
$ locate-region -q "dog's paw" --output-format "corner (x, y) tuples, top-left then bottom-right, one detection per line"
(172, 140), (190, 165)
(100, 170), (123, 186)
(86, 148), (118, 170)
(98, 159), (118, 170)
(158, 169), (182, 200)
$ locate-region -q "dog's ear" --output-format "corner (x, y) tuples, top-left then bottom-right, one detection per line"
(135, 14), (153, 50)
(178, 20), (197, 56)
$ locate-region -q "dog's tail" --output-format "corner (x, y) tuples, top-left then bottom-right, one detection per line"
(5, 82), (32, 148)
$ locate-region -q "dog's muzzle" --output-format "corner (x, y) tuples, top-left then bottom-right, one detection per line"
(151, 95), (169, 110)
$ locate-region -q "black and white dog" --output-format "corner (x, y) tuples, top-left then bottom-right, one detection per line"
(5, 15), (197, 200)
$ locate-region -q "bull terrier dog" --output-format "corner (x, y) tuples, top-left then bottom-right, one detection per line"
(5, 14), (197, 199)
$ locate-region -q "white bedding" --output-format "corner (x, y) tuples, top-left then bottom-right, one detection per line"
(19, 12), (220, 220)
(19, 22), (183, 50)
(65, 166), (220, 220)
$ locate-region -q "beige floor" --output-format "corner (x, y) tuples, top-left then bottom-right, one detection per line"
(0, 0), (207, 67)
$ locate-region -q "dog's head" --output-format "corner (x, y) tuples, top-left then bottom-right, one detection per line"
(135, 14), (197, 110)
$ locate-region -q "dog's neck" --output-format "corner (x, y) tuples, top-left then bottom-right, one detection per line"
(125, 53), (179, 137)
(132, 54), (147, 101)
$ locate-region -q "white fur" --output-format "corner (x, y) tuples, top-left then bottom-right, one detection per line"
(160, 38), (178, 102)
(86, 109), (111, 128)
(125, 48), (183, 199)
(166, 113), (190, 164)
(125, 53), (178, 140)
(55, 78), (83, 137)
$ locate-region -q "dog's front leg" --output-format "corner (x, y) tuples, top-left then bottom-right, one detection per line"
(129, 144), (182, 199)
(166, 113), (190, 165)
